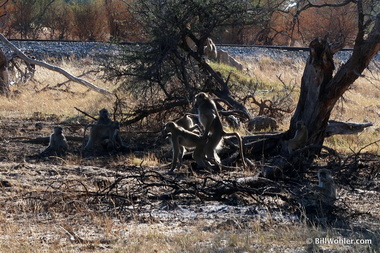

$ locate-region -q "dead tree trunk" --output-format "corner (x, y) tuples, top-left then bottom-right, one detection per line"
(0, 48), (9, 95)
(286, 14), (380, 163)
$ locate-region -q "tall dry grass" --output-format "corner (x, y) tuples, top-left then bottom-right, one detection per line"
(1, 55), (379, 130)
(0, 59), (116, 119)
(243, 55), (380, 153)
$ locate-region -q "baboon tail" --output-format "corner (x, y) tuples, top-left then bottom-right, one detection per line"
(224, 132), (247, 169)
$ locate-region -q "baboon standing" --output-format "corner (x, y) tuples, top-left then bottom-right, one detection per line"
(163, 121), (209, 172)
(194, 92), (246, 168)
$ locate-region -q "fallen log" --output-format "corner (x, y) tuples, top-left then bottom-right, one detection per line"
(239, 120), (372, 156)
(13, 136), (83, 144)
(325, 120), (373, 137)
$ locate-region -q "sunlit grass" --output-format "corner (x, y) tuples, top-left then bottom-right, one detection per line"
(325, 130), (380, 155)
(0, 60), (116, 119)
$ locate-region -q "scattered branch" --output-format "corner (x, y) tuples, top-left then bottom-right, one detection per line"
(74, 107), (97, 121)
(0, 33), (112, 95)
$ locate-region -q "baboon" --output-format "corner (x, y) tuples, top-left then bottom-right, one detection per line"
(163, 121), (210, 172)
(288, 121), (308, 153)
(203, 37), (217, 61)
(183, 35), (197, 52)
(194, 92), (246, 168)
(97, 108), (112, 125)
(84, 121), (124, 154)
(182, 34), (217, 61)
(83, 108), (126, 155)
(226, 115), (240, 130)
(175, 115), (200, 133)
(165, 115), (201, 153)
(312, 169), (337, 202)
(41, 126), (69, 156)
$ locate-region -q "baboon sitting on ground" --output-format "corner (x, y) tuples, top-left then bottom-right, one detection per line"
(83, 109), (125, 156)
(312, 169), (337, 202)
(97, 108), (112, 125)
(40, 126), (69, 157)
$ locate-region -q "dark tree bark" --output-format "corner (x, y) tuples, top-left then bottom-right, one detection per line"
(287, 13), (380, 161)
(0, 48), (9, 96)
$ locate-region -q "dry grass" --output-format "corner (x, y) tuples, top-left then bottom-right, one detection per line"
(0, 59), (116, 119)
(0, 57), (379, 252)
(0, 200), (375, 253)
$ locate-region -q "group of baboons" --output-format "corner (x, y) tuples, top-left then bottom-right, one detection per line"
(40, 108), (124, 157)
(163, 92), (246, 172)
(164, 92), (336, 203)
(40, 91), (336, 201)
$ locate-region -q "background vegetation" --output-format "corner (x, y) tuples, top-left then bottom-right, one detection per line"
(0, 0), (378, 47)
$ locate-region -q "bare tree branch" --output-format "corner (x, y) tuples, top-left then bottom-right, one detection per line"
(0, 33), (112, 95)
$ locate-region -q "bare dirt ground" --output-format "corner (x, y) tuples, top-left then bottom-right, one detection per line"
(0, 116), (379, 252)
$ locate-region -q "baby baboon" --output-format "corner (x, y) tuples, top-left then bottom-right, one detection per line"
(313, 169), (337, 201)
(194, 92), (246, 168)
(41, 126), (69, 156)
(175, 115), (200, 133)
(101, 121), (125, 151)
(97, 108), (112, 125)
(288, 121), (308, 153)
(163, 121), (209, 172)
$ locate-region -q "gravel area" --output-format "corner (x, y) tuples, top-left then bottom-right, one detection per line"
(0, 40), (379, 64)
(1, 40), (120, 61)
(219, 45), (380, 64)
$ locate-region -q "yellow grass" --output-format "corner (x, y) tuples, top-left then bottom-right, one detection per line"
(2, 55), (378, 135)
(0, 60), (116, 119)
